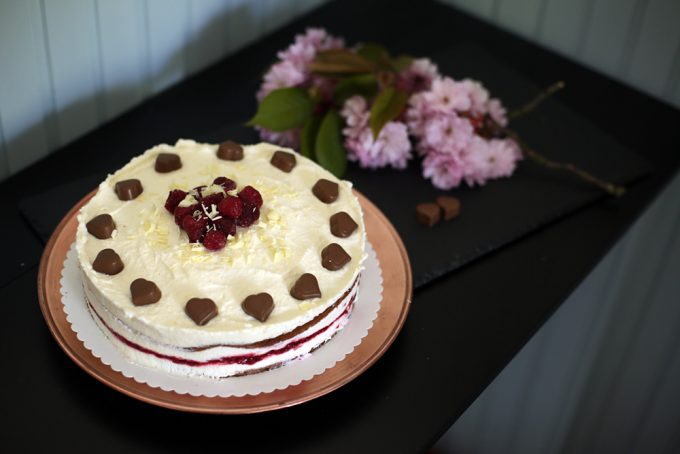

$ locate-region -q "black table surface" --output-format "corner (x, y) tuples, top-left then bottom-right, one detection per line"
(2, 1), (679, 452)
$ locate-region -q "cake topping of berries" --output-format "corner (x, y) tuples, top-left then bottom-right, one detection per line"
(218, 196), (243, 219)
(164, 189), (187, 213)
(165, 177), (263, 251)
(213, 176), (236, 191)
(238, 185), (263, 208)
(203, 230), (227, 251)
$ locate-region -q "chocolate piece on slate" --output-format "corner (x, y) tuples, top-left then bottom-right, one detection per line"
(115, 179), (143, 201)
(270, 150), (296, 172)
(416, 202), (441, 227)
(130, 278), (161, 306)
(86, 214), (116, 239)
(321, 243), (351, 271)
(92, 249), (124, 275)
(154, 153), (182, 173)
(312, 179), (339, 203)
(216, 140), (244, 161)
(185, 298), (218, 326)
(330, 212), (358, 238)
(290, 273), (322, 300)
(436, 196), (461, 220)
(242, 293), (275, 322)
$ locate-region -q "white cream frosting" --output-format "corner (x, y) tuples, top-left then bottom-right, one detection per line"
(86, 278), (358, 378)
(76, 140), (366, 347)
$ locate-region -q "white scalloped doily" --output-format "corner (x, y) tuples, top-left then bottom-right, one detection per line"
(60, 242), (382, 397)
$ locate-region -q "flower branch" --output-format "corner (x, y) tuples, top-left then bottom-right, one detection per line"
(509, 80), (565, 120)
(497, 123), (626, 196)
(246, 27), (625, 196)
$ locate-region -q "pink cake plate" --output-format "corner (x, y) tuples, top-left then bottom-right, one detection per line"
(38, 188), (412, 414)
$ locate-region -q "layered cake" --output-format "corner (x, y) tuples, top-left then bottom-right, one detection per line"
(76, 139), (366, 378)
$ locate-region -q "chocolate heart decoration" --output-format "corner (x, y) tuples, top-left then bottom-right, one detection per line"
(321, 243), (351, 271)
(92, 249), (124, 275)
(130, 278), (161, 306)
(242, 293), (275, 322)
(86, 214), (116, 239)
(115, 179), (143, 201)
(290, 273), (322, 300)
(185, 298), (218, 326)
(270, 150), (297, 172)
(312, 179), (339, 203)
(155, 153), (182, 173)
(217, 140), (244, 161)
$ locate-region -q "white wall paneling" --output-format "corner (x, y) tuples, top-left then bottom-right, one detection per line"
(43, 0), (103, 147)
(0, 0), (326, 180)
(626, 0), (680, 101)
(0, 0), (53, 173)
(581, 0), (640, 77)
(538, 0), (593, 56)
(146, 0), (190, 94)
(95, 0), (149, 119)
(0, 112), (8, 179)
(496, 0), (547, 38)
(440, 0), (680, 108)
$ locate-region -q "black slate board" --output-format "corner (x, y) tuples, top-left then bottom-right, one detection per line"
(19, 44), (650, 289)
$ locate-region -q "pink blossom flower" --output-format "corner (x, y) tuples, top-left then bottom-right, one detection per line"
(405, 92), (429, 137)
(398, 58), (440, 93)
(420, 113), (474, 155)
(256, 28), (344, 146)
(462, 137), (521, 186)
(461, 136), (494, 186)
(422, 77), (472, 113)
(341, 96), (412, 169)
(486, 98), (508, 127)
(294, 27), (344, 52)
(341, 96), (369, 138)
(422, 152), (466, 190)
(277, 41), (316, 70)
(257, 60), (306, 101)
(310, 75), (337, 105)
(256, 127), (300, 149)
(461, 79), (490, 116)
(485, 138), (521, 178)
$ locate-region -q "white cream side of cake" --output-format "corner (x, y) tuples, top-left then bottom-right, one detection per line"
(76, 140), (366, 347)
(87, 281), (358, 378)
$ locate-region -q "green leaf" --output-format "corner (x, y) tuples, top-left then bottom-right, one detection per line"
(300, 114), (322, 160)
(247, 87), (313, 131)
(357, 43), (391, 68)
(309, 49), (376, 74)
(332, 73), (378, 105)
(369, 87), (407, 139)
(315, 109), (347, 178)
(391, 54), (413, 72)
